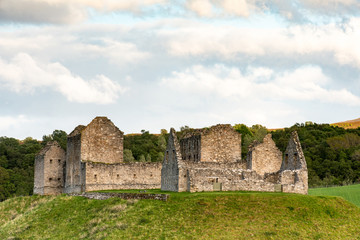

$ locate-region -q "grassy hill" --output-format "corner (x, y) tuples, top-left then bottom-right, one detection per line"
(309, 184), (360, 207)
(1, 191), (360, 240)
(330, 118), (360, 129)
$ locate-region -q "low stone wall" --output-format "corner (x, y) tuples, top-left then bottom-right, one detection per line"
(69, 192), (169, 201)
(85, 161), (162, 192)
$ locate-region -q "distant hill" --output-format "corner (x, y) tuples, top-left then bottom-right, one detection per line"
(268, 117), (360, 131)
(1, 191), (360, 239)
(330, 118), (360, 129)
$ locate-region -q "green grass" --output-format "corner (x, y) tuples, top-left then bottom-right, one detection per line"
(309, 184), (360, 207)
(1, 191), (360, 239)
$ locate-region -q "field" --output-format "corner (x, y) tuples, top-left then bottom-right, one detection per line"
(1, 190), (360, 240)
(309, 184), (360, 207)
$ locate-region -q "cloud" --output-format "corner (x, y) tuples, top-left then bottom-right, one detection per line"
(0, 53), (127, 104)
(0, 0), (167, 24)
(162, 18), (360, 69)
(184, 0), (360, 20)
(0, 115), (29, 132)
(161, 64), (360, 106)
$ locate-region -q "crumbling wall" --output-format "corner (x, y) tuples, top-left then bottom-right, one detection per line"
(181, 124), (241, 163)
(183, 162), (279, 193)
(85, 162), (162, 191)
(161, 128), (182, 191)
(247, 134), (282, 176)
(64, 125), (85, 194)
(180, 135), (201, 162)
(280, 131), (308, 194)
(34, 141), (65, 195)
(81, 117), (123, 164)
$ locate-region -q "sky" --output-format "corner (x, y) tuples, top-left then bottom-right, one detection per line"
(1, 0), (360, 140)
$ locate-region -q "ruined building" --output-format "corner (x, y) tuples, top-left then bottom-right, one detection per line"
(34, 117), (162, 195)
(34, 119), (307, 195)
(33, 141), (66, 195)
(161, 125), (308, 194)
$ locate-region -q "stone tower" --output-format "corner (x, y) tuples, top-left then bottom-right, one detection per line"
(33, 141), (66, 195)
(64, 117), (124, 193)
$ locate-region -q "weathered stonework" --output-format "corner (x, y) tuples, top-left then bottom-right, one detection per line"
(247, 134), (283, 176)
(81, 117), (123, 164)
(35, 118), (308, 196)
(34, 141), (65, 195)
(280, 131), (308, 195)
(162, 127), (308, 195)
(62, 116), (161, 194)
(180, 124), (242, 163)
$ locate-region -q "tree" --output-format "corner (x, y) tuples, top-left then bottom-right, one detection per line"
(139, 155), (146, 162)
(146, 153), (151, 162)
(42, 130), (67, 150)
(123, 149), (135, 163)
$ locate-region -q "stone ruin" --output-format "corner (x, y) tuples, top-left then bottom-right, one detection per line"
(34, 119), (308, 195)
(33, 141), (66, 195)
(34, 117), (161, 195)
(161, 125), (308, 194)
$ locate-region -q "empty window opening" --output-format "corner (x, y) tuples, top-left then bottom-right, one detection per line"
(58, 178), (61, 181)
(58, 159), (61, 164)
(150, 174), (153, 177)
(285, 154), (289, 165)
(50, 159), (53, 164)
(216, 178), (218, 183)
(117, 174), (120, 178)
(184, 174), (187, 178)
(133, 174), (136, 178)
(94, 174), (97, 179)
(49, 178), (52, 181)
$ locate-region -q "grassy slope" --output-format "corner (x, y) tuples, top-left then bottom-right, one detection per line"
(309, 184), (360, 207)
(330, 118), (360, 129)
(1, 191), (360, 240)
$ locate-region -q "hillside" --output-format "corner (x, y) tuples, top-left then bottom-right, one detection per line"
(1, 191), (360, 239)
(309, 184), (360, 207)
(330, 118), (360, 129)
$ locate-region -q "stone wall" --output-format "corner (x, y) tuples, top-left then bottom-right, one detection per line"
(85, 162), (162, 191)
(34, 141), (65, 195)
(64, 125), (86, 194)
(247, 134), (283, 176)
(181, 124), (242, 163)
(280, 131), (308, 194)
(81, 117), (124, 164)
(179, 135), (201, 162)
(161, 128), (182, 191)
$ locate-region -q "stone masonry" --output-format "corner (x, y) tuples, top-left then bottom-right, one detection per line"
(33, 141), (66, 195)
(63, 116), (161, 194)
(162, 126), (308, 194)
(180, 124), (242, 163)
(247, 134), (283, 176)
(35, 118), (308, 195)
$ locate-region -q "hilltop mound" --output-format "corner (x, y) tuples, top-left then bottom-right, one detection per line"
(1, 191), (360, 239)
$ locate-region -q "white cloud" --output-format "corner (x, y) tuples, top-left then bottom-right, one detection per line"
(0, 115), (29, 132)
(0, 0), (167, 24)
(0, 53), (127, 104)
(162, 18), (360, 69)
(161, 64), (360, 106)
